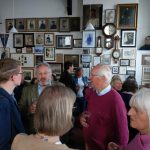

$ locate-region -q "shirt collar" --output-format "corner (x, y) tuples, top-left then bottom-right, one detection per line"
(96, 84), (111, 96)
(38, 81), (51, 95)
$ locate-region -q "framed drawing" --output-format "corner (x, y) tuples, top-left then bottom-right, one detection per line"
(34, 54), (44, 66)
(121, 29), (136, 47)
(48, 63), (63, 75)
(47, 18), (59, 32)
(34, 46), (44, 54)
(105, 9), (116, 24)
(56, 35), (72, 49)
(0, 47), (10, 59)
(15, 18), (26, 32)
(142, 66), (150, 80)
(120, 59), (130, 66)
(24, 33), (34, 47)
(70, 17), (80, 31)
(82, 30), (96, 48)
(112, 66), (119, 74)
(59, 17), (70, 32)
(44, 47), (55, 61)
(11, 53), (34, 67)
(83, 4), (103, 30)
(119, 66), (127, 75)
(26, 18), (36, 32)
(142, 55), (150, 65)
(101, 54), (111, 65)
(35, 33), (44, 45)
(122, 49), (135, 59)
(37, 18), (47, 31)
(81, 55), (91, 63)
(22, 68), (34, 82)
(73, 39), (82, 48)
(13, 33), (24, 48)
(64, 54), (79, 67)
(44, 33), (54, 46)
(5, 19), (14, 33)
(116, 3), (138, 29)
(93, 56), (101, 66)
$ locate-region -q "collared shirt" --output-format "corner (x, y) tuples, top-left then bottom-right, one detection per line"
(38, 81), (51, 95)
(96, 84), (111, 96)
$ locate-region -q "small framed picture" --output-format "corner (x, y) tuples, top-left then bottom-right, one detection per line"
(37, 18), (47, 31)
(82, 63), (90, 68)
(33, 46), (44, 54)
(120, 59), (130, 66)
(70, 17), (80, 31)
(56, 53), (63, 63)
(64, 54), (79, 67)
(81, 55), (91, 63)
(73, 39), (82, 48)
(119, 66), (127, 75)
(130, 59), (136, 67)
(126, 70), (135, 77)
(112, 66), (119, 74)
(101, 54), (111, 65)
(22, 68), (34, 82)
(56, 35), (72, 49)
(35, 33), (44, 45)
(44, 33), (54, 46)
(26, 18), (36, 32)
(26, 47), (33, 53)
(82, 30), (96, 48)
(24, 33), (34, 47)
(93, 56), (101, 66)
(105, 9), (116, 24)
(44, 47), (55, 61)
(16, 48), (22, 53)
(59, 17), (70, 32)
(142, 55), (150, 65)
(48, 63), (63, 75)
(5, 19), (14, 33)
(15, 18), (26, 32)
(83, 49), (90, 54)
(13, 33), (24, 48)
(47, 18), (59, 32)
(34, 54), (44, 66)
(122, 49), (135, 59)
(142, 66), (150, 80)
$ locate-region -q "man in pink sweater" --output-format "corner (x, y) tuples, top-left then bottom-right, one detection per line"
(80, 64), (129, 150)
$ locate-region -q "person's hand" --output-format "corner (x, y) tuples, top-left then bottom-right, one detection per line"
(28, 101), (37, 114)
(107, 142), (123, 150)
(80, 111), (91, 128)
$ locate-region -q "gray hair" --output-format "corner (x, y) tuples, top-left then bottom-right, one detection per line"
(35, 62), (52, 74)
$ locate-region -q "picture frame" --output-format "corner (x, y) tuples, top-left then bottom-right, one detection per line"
(119, 66), (127, 75)
(16, 48), (22, 53)
(73, 39), (82, 48)
(24, 33), (34, 47)
(83, 49), (90, 54)
(83, 67), (90, 78)
(13, 33), (24, 48)
(0, 47), (10, 59)
(22, 68), (34, 82)
(33, 46), (44, 54)
(15, 18), (26, 32)
(34, 54), (44, 66)
(11, 53), (34, 67)
(121, 29), (136, 47)
(26, 18), (36, 32)
(116, 3), (138, 29)
(82, 63), (90, 68)
(142, 66), (150, 80)
(70, 17), (80, 31)
(112, 66), (119, 74)
(48, 63), (63, 75)
(120, 59), (130, 66)
(142, 55), (150, 65)
(81, 55), (91, 63)
(83, 4), (103, 30)
(101, 54), (111, 65)
(130, 59), (136, 67)
(37, 18), (47, 31)
(5, 19), (14, 33)
(59, 17), (70, 32)
(26, 47), (33, 53)
(93, 56), (101, 66)
(56, 35), (72, 49)
(64, 54), (79, 67)
(44, 33), (54, 46)
(47, 18), (59, 32)
(35, 33), (44, 45)
(105, 9), (116, 24)
(126, 70), (135, 77)
(44, 47), (55, 61)
(82, 30), (96, 48)
(56, 53), (63, 63)
(122, 49), (135, 59)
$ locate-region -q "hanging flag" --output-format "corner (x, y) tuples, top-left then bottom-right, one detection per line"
(0, 34), (9, 47)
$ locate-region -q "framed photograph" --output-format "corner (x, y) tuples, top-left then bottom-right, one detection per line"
(142, 66), (150, 80)
(37, 18), (47, 31)
(112, 66), (119, 74)
(35, 33), (44, 45)
(5, 19), (14, 33)
(15, 18), (26, 32)
(126, 70), (135, 77)
(70, 17), (80, 31)
(120, 59), (130, 66)
(34, 46), (44, 54)
(59, 17), (70, 32)
(83, 4), (103, 30)
(56, 35), (72, 49)
(101, 54), (111, 65)
(35, 54), (44, 66)
(81, 55), (91, 63)
(93, 56), (101, 66)
(82, 30), (96, 48)
(0, 47), (10, 59)
(121, 29), (136, 47)
(16, 48), (22, 53)
(44, 47), (55, 61)
(47, 18), (59, 32)
(73, 39), (82, 48)
(64, 54), (79, 67)
(130, 59), (136, 67)
(13, 33), (24, 48)
(48, 63), (63, 75)
(26, 47), (33, 53)
(26, 18), (36, 32)
(22, 68), (34, 82)
(11, 53), (34, 67)
(122, 49), (135, 59)
(142, 55), (150, 65)
(105, 9), (116, 24)
(24, 33), (34, 47)
(44, 33), (54, 46)
(119, 66), (127, 75)
(116, 3), (138, 29)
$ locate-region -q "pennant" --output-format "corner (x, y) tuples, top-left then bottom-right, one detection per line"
(0, 34), (9, 47)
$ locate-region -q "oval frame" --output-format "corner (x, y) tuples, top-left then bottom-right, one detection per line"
(102, 23), (116, 37)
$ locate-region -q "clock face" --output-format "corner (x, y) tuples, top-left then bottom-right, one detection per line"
(112, 50), (120, 59)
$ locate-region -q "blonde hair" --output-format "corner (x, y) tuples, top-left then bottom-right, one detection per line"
(34, 86), (76, 136)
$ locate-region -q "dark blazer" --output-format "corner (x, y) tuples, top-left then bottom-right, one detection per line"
(0, 87), (25, 150)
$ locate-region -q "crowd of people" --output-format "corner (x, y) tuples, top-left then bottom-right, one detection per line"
(1, 58), (150, 150)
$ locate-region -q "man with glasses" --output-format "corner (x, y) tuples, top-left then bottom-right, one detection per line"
(80, 64), (129, 150)
(19, 62), (63, 134)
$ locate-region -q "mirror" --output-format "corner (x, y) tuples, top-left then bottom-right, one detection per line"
(102, 23), (116, 37)
(104, 37), (114, 49)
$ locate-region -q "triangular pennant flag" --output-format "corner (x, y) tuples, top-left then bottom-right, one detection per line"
(0, 34), (9, 47)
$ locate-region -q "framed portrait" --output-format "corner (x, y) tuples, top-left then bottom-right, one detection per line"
(112, 66), (119, 74)
(119, 66), (127, 75)
(34, 54), (44, 66)
(26, 18), (36, 32)
(130, 59), (136, 67)
(44, 47), (55, 61)
(37, 18), (47, 31)
(56, 35), (72, 49)
(93, 56), (101, 66)
(5, 19), (14, 33)
(120, 59), (130, 66)
(142, 66), (150, 80)
(22, 68), (34, 82)
(13, 33), (24, 48)
(73, 39), (82, 48)
(0, 47), (10, 59)
(35, 33), (44, 45)
(121, 29), (136, 47)
(116, 3), (138, 29)
(48, 63), (63, 75)
(142, 55), (150, 65)
(44, 33), (54, 46)
(105, 9), (116, 24)
(64, 54), (79, 67)
(33, 46), (44, 54)
(122, 49), (135, 59)
(83, 4), (103, 30)
(101, 54), (111, 65)
(81, 55), (91, 63)
(70, 17), (80, 31)
(59, 17), (70, 32)
(24, 33), (34, 47)
(16, 48), (22, 53)
(47, 18), (59, 32)
(11, 53), (34, 67)
(26, 47), (33, 53)
(82, 30), (96, 48)
(15, 18), (26, 32)
(126, 70), (135, 77)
